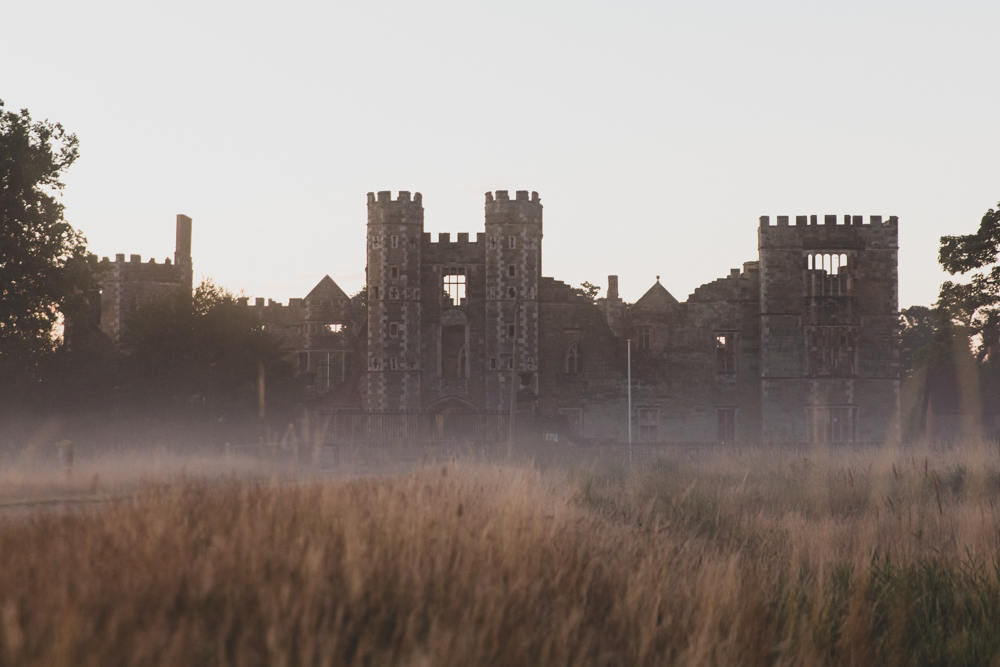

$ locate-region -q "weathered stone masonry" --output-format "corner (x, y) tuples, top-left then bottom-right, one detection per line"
(97, 214), (193, 339)
(356, 192), (900, 444)
(94, 197), (901, 444)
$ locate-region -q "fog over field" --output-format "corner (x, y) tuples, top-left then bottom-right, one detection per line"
(5, 1), (1000, 663)
(1, 442), (998, 665)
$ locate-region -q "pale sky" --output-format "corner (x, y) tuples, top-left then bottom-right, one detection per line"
(4, 0), (998, 308)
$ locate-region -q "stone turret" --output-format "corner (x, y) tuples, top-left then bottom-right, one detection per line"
(365, 191), (424, 411)
(483, 190), (543, 412)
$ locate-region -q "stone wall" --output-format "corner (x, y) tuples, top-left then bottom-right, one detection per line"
(758, 214), (900, 444)
(97, 214), (193, 339)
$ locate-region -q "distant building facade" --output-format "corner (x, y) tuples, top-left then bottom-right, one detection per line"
(357, 191), (900, 445)
(96, 214), (193, 339)
(97, 195), (900, 445)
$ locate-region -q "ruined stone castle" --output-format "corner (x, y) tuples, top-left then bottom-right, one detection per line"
(98, 193), (900, 445)
(96, 214), (193, 339)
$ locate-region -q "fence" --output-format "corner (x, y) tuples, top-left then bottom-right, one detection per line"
(317, 411), (512, 445)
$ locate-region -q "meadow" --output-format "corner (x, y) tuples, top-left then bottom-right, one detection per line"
(0, 443), (998, 666)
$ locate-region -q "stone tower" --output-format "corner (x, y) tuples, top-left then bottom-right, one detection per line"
(484, 190), (542, 412)
(758, 214), (899, 444)
(365, 191), (423, 411)
(175, 214), (193, 291)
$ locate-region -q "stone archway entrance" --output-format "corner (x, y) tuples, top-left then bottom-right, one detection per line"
(428, 397), (480, 442)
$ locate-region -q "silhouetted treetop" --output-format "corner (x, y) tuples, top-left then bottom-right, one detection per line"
(0, 99), (91, 371)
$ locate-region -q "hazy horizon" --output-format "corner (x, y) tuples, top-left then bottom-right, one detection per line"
(4, 0), (998, 307)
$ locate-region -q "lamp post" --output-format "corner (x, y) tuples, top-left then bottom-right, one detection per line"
(627, 338), (632, 464)
(508, 302), (518, 458)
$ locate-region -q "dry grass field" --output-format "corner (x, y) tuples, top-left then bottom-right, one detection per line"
(0, 444), (999, 666)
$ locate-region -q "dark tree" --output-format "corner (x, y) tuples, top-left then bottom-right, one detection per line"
(574, 281), (601, 301)
(0, 100), (89, 372)
(899, 305), (941, 377)
(938, 202), (1000, 358)
(119, 280), (303, 443)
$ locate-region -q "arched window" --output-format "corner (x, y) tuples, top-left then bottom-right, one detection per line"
(565, 342), (579, 374)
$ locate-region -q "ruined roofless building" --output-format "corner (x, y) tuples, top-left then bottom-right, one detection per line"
(365, 190), (543, 414)
(97, 214), (193, 339)
(362, 191), (900, 445)
(93, 213), (363, 407)
(97, 197), (899, 444)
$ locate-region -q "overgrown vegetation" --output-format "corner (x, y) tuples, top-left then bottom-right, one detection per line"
(1, 445), (999, 665)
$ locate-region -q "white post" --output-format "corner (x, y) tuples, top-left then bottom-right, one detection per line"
(508, 303), (518, 458)
(627, 338), (632, 463)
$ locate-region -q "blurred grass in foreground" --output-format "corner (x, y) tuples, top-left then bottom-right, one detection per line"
(0, 444), (999, 665)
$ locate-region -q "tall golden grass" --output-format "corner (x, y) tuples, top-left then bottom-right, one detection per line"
(0, 443), (998, 666)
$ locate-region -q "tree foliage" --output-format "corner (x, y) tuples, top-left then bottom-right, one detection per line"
(574, 281), (601, 302)
(119, 280), (302, 430)
(0, 100), (90, 369)
(938, 203), (1000, 356)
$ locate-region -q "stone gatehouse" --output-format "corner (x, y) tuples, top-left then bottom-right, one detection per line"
(97, 194), (901, 445)
(356, 190), (899, 445)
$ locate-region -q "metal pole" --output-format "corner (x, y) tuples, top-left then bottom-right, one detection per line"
(627, 338), (632, 463)
(258, 360), (266, 448)
(508, 302), (518, 457)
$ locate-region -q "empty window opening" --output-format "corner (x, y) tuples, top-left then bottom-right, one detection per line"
(507, 324), (516, 338)
(717, 408), (737, 443)
(441, 325), (466, 378)
(638, 408), (658, 442)
(306, 351), (349, 389)
(508, 265), (516, 277)
(507, 287), (517, 299)
(716, 334), (736, 376)
(390, 266), (399, 279)
(442, 268), (466, 306)
(565, 343), (579, 374)
(389, 322), (398, 337)
(371, 285), (380, 300)
(636, 326), (651, 351)
(806, 252), (852, 296)
(808, 406), (857, 445)
(489, 357), (498, 370)
(808, 327), (857, 376)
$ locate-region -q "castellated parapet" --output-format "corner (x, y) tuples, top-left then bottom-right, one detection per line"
(98, 214), (194, 339)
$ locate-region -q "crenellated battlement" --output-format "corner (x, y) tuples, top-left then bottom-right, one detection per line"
(99, 252), (184, 283)
(423, 232), (486, 245)
(101, 254), (175, 266)
(367, 191), (423, 206)
(484, 190), (541, 204)
(422, 232), (486, 264)
(759, 214), (898, 228)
